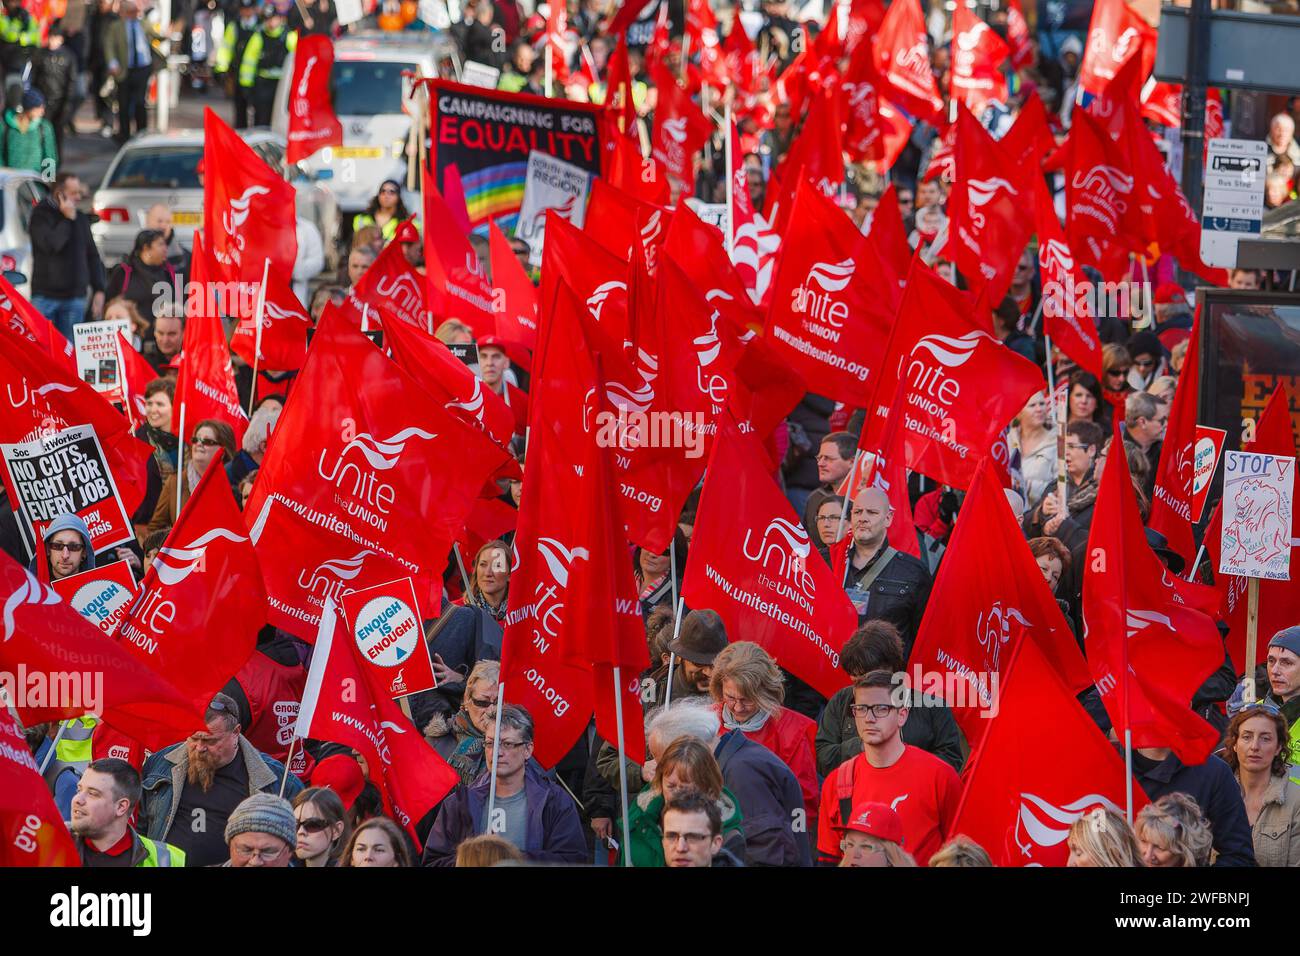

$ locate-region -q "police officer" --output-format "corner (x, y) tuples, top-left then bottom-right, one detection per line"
(239, 2), (297, 127)
(70, 758), (186, 867)
(214, 0), (261, 129)
(0, 0), (41, 95)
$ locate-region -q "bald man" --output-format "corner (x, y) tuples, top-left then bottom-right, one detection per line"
(144, 204), (190, 275)
(844, 487), (931, 657)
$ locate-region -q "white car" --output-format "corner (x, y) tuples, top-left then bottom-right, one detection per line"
(0, 169), (53, 298)
(272, 32), (457, 229)
(90, 128), (341, 270)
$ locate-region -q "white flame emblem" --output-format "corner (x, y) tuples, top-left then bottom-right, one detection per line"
(586, 281), (626, 324)
(2, 569), (60, 643)
(1126, 609), (1173, 638)
(806, 258), (855, 292)
(910, 330), (994, 368)
(536, 537), (590, 589)
(153, 527), (249, 586)
(338, 427), (436, 470)
(1016, 793), (1124, 859)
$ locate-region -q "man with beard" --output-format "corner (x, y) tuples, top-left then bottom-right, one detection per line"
(139, 693), (303, 868)
(70, 759), (186, 867)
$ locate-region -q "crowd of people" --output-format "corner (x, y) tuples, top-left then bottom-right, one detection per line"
(5, 0), (1300, 871)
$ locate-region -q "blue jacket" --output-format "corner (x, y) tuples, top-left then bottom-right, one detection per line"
(715, 729), (813, 867)
(1131, 750), (1257, 867)
(138, 735), (302, 843)
(420, 762), (587, 867)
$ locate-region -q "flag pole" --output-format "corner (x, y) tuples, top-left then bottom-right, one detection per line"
(545, 43), (553, 98)
(834, 449), (863, 544)
(248, 257), (270, 418)
(1045, 335), (1067, 516)
(175, 400), (186, 517)
(37, 721), (70, 775)
(664, 596), (684, 708)
(453, 541), (476, 604)
(1124, 728), (1133, 825)
(612, 664), (634, 866)
(486, 683), (505, 833)
(1185, 542), (1206, 583)
(1245, 578), (1261, 703)
(668, 544), (679, 628)
(723, 101), (735, 260)
(278, 737), (298, 798)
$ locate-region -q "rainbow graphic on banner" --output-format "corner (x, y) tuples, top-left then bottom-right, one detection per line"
(463, 163), (527, 235)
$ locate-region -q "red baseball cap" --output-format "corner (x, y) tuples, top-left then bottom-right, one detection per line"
(394, 218), (421, 244)
(836, 802), (905, 845)
(1154, 281), (1187, 306)
(309, 754), (366, 810)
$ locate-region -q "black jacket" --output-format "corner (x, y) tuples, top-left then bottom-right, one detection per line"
(33, 46), (79, 116)
(782, 393), (835, 491)
(105, 256), (176, 329)
(1129, 750), (1257, 867)
(845, 547), (932, 657)
(714, 730), (812, 867)
(30, 198), (106, 300)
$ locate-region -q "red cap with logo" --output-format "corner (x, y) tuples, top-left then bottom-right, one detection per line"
(836, 801), (905, 844)
(309, 754), (366, 810)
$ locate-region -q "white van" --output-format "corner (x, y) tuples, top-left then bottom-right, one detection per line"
(272, 32), (458, 232)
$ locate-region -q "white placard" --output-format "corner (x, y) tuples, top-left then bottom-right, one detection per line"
(516, 150), (591, 267)
(333, 0), (365, 25)
(460, 61), (501, 89)
(1200, 137), (1267, 269)
(685, 198), (727, 231)
(1218, 450), (1295, 581)
(73, 318), (132, 403)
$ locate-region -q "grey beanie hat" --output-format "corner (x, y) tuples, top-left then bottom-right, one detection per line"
(1269, 626), (1300, 658)
(224, 793), (297, 847)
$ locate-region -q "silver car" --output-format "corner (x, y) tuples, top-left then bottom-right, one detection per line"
(90, 128), (341, 271)
(0, 169), (52, 298)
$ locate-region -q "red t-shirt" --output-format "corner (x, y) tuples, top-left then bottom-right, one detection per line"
(817, 746), (961, 866)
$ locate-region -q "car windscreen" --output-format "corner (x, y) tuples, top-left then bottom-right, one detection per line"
(106, 147), (203, 189)
(331, 60), (418, 116)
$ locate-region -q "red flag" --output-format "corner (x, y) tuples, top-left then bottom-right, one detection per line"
(118, 457), (265, 749)
(0, 550), (202, 745)
(950, 635), (1146, 867)
(1147, 310), (1203, 565)
(765, 180), (896, 406)
(1207, 386), (1300, 671)
(422, 181), (497, 337)
(604, 131), (673, 207)
(867, 185), (912, 289)
(908, 458), (1092, 745)
(723, 18), (760, 91)
(285, 34), (343, 165)
(922, 118), (956, 183)
(650, 62), (713, 192)
(203, 107), (297, 282)
(116, 331), (157, 431)
(244, 307), (511, 637)
(380, 307), (517, 448)
(1006, 0), (1034, 70)
(604, 0), (656, 41)
(951, 4), (1010, 114)
(0, 275), (77, 376)
(1083, 421), (1224, 765)
(1034, 179), (1104, 378)
(489, 220), (539, 352)
(0, 708), (80, 866)
(176, 246), (248, 444)
(1078, 0), (1157, 99)
(442, 165), (474, 239)
(686, 0), (728, 90)
(296, 597), (459, 844)
(949, 105), (1035, 305)
(230, 266), (311, 371)
(1065, 109), (1143, 279)
(544, 0), (570, 87)
(584, 176), (671, 270)
(0, 319), (150, 518)
(603, 38), (638, 143)
(342, 225), (428, 332)
(863, 260), (1044, 489)
(842, 39), (905, 167)
(765, 81), (846, 229)
(999, 90), (1055, 168)
(847, 0), (884, 55)
(874, 0), (943, 121)
(681, 414), (859, 698)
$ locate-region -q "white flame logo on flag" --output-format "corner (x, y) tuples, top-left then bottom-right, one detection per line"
(806, 258), (856, 293)
(910, 330), (994, 368)
(222, 185), (272, 236)
(1126, 609), (1173, 638)
(153, 526), (249, 586)
(967, 178), (1018, 230)
(446, 379), (487, 425)
(1015, 793), (1124, 860)
(337, 427), (437, 470)
(536, 537), (590, 589)
(586, 281), (626, 324)
(663, 117), (690, 144)
(1039, 239), (1075, 274)
(2, 570), (61, 643)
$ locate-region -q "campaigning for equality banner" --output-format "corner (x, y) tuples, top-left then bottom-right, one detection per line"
(0, 424), (135, 558)
(426, 80), (603, 232)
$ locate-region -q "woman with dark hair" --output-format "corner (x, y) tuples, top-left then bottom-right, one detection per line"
(131, 377), (179, 543)
(1225, 703), (1300, 866)
(342, 816), (413, 867)
(104, 228), (177, 329)
(292, 787), (351, 867)
(351, 179), (409, 244)
(147, 419), (236, 536)
(633, 529), (688, 618)
(1067, 369), (1108, 428)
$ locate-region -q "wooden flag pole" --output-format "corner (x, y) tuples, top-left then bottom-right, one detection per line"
(485, 683), (505, 832)
(612, 665), (634, 866)
(664, 596), (685, 709)
(247, 257), (270, 418)
(1245, 578), (1261, 703)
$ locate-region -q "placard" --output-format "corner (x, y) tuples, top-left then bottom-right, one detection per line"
(340, 577), (437, 701)
(0, 424), (135, 559)
(1191, 424), (1228, 523)
(73, 318), (131, 404)
(460, 61), (502, 89)
(50, 560), (139, 637)
(516, 150), (592, 266)
(1218, 450), (1295, 580)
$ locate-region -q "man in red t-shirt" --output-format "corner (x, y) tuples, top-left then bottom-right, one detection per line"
(817, 671), (961, 865)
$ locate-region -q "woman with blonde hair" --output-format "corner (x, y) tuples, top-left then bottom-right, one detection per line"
(1011, 390), (1056, 505)
(460, 539), (510, 617)
(1146, 375), (1178, 406)
(1067, 807), (1141, 867)
(424, 659), (499, 786)
(929, 835), (994, 867)
(455, 834), (524, 867)
(1135, 793), (1214, 867)
(836, 802), (917, 867)
(708, 641), (820, 817)
(342, 816), (413, 867)
(619, 737), (744, 867)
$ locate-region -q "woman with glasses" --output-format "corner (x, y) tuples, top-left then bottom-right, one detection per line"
(351, 179), (410, 245)
(292, 787), (350, 867)
(1101, 342), (1134, 407)
(835, 801), (917, 868)
(708, 641), (819, 819)
(147, 419), (237, 538)
(424, 659), (499, 786)
(1224, 703), (1300, 866)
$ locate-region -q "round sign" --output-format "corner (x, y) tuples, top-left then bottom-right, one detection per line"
(353, 596), (421, 668)
(71, 579), (135, 635)
(1193, 436), (1218, 496)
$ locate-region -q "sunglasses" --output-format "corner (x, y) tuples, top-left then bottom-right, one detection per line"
(469, 695), (496, 709)
(47, 541), (85, 553)
(192, 436), (221, 448)
(297, 817), (332, 834)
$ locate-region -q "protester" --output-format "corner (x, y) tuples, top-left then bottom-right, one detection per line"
(812, 495), (849, 560)
(227, 398), (281, 494)
(1123, 391), (1168, 496)
(71, 759), (187, 867)
(835, 802), (916, 868)
(1067, 370), (1107, 428)
(1129, 745), (1255, 866)
(1224, 703), (1300, 866)
(292, 787), (350, 867)
(222, 793), (298, 868)
(132, 377), (179, 542)
(104, 229), (177, 325)
(422, 705), (587, 865)
(817, 671), (961, 866)
(103, 0), (156, 143)
(929, 835), (994, 867)
(477, 336), (528, 437)
(221, 627), (308, 766)
(801, 431), (857, 535)
(39, 514), (95, 581)
(1012, 391), (1056, 505)
(148, 419), (237, 536)
(344, 816), (413, 867)
(139, 693), (304, 868)
(633, 532), (686, 618)
(1125, 331), (1167, 391)
(662, 791), (744, 868)
(1066, 807), (1141, 867)
(424, 659), (499, 786)
(352, 179), (409, 244)
(843, 486), (931, 652)
(1134, 793), (1215, 868)
(145, 307), (183, 372)
(1264, 626), (1300, 752)
(455, 833), (525, 867)
(30, 172), (105, 339)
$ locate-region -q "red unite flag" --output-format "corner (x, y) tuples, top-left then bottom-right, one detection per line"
(341, 226), (428, 333)
(650, 62), (713, 192)
(285, 34), (343, 164)
(230, 265), (311, 372)
(1147, 311), (1203, 565)
(874, 0), (943, 121)
(0, 708), (80, 866)
(489, 220), (539, 352)
(1078, 0), (1157, 99)
(423, 181), (497, 336)
(1033, 179), (1104, 379)
(176, 250), (249, 445)
(950, 3), (1010, 115)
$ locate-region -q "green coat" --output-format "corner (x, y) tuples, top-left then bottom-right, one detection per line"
(0, 110), (56, 176)
(617, 787), (745, 867)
